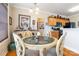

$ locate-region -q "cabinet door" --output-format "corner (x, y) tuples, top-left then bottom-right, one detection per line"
(48, 18), (56, 26)
(50, 31), (59, 39)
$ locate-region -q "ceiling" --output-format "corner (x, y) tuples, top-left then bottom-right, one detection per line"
(10, 3), (79, 16)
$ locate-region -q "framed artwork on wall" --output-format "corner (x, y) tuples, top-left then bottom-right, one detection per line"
(37, 18), (44, 30)
(18, 14), (31, 30)
(32, 20), (35, 25)
(31, 20), (36, 30)
(78, 21), (79, 27)
(9, 16), (12, 25)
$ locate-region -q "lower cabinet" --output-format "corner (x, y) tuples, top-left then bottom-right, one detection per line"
(49, 31), (60, 39)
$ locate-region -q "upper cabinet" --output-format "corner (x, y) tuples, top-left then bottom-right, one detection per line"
(48, 15), (70, 27)
(48, 17), (56, 26)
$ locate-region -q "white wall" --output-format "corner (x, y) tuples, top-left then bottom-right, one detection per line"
(63, 28), (79, 53)
(69, 14), (79, 28)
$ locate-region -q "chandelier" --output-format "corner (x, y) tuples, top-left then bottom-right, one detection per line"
(29, 3), (39, 14)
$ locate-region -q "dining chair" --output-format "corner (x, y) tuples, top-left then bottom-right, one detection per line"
(56, 31), (66, 56)
(24, 31), (33, 38)
(17, 31), (33, 39)
(44, 37), (57, 56)
(38, 32), (66, 56)
(13, 33), (40, 56)
(13, 33), (25, 56)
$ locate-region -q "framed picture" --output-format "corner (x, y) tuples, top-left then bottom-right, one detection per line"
(78, 21), (79, 27)
(32, 20), (35, 25)
(37, 18), (44, 30)
(9, 16), (12, 25)
(18, 14), (31, 30)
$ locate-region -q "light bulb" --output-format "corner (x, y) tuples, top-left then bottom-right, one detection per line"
(35, 11), (38, 14)
(35, 7), (39, 11)
(29, 9), (33, 13)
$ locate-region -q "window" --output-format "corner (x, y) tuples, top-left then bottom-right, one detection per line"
(0, 3), (8, 42)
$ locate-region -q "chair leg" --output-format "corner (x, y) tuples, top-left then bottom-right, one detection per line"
(43, 48), (48, 56)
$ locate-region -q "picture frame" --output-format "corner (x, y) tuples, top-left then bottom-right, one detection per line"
(32, 20), (35, 25)
(9, 16), (12, 25)
(78, 21), (79, 27)
(37, 18), (44, 30)
(18, 14), (31, 30)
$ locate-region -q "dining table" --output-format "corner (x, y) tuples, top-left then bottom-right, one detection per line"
(23, 36), (57, 56)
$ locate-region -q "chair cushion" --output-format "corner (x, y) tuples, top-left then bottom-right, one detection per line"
(17, 31), (33, 38)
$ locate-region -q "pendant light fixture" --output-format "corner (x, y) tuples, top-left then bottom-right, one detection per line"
(29, 3), (39, 14)
(34, 3), (39, 11)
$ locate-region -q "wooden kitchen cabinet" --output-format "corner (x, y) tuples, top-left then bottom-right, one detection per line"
(48, 16), (69, 26)
(50, 31), (60, 39)
(48, 18), (56, 26)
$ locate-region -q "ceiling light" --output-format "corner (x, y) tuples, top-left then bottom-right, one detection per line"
(29, 3), (39, 14)
(29, 8), (33, 13)
(35, 12), (38, 14)
(35, 7), (39, 11)
(69, 5), (79, 12)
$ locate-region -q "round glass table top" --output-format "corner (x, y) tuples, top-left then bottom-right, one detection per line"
(23, 36), (54, 45)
